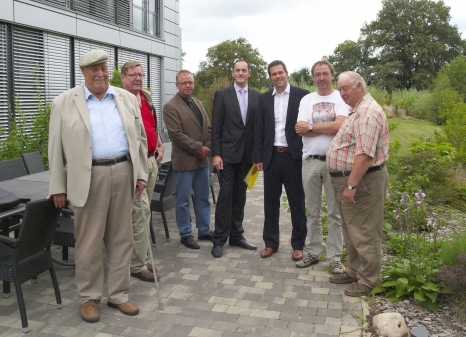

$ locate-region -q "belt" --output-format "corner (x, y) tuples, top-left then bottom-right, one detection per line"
(148, 151), (159, 158)
(273, 146), (290, 153)
(307, 154), (326, 161)
(92, 155), (129, 166)
(329, 163), (385, 177)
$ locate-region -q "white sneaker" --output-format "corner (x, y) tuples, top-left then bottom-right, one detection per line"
(330, 260), (345, 274)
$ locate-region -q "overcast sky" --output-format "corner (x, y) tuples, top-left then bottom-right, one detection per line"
(179, 0), (466, 74)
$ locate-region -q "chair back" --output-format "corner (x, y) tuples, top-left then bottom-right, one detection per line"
(15, 198), (61, 261)
(164, 164), (176, 196)
(160, 132), (170, 143)
(21, 151), (46, 174)
(0, 158), (27, 181)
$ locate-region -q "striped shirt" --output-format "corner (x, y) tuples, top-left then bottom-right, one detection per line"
(326, 93), (389, 172)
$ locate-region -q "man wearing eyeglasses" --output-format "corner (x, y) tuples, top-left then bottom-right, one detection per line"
(121, 60), (164, 283)
(294, 60), (349, 273)
(163, 70), (212, 250)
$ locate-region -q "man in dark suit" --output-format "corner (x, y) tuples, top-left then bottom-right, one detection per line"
(163, 70), (212, 250)
(210, 59), (260, 258)
(254, 60), (309, 261)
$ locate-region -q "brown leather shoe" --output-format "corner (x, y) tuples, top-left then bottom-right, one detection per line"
(292, 250), (304, 261)
(146, 263), (161, 281)
(131, 269), (155, 282)
(80, 300), (99, 323)
(107, 301), (139, 316)
(260, 247), (278, 258)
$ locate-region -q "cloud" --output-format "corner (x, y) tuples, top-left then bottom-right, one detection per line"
(180, 0), (466, 74)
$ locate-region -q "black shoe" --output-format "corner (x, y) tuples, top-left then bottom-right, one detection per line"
(211, 244), (223, 258)
(229, 239), (257, 250)
(181, 235), (200, 249)
(198, 229), (214, 241)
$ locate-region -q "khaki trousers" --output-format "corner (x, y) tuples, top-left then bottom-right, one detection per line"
(331, 167), (387, 288)
(131, 156), (158, 273)
(70, 160), (134, 304)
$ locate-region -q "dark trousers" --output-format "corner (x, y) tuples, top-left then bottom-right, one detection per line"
(263, 151), (307, 250)
(212, 154), (251, 246)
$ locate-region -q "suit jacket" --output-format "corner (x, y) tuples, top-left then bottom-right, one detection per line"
(211, 85), (260, 164)
(254, 85), (310, 170)
(163, 93), (211, 171)
(48, 84), (149, 207)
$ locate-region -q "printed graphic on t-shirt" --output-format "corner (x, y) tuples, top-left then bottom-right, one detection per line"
(312, 102), (336, 124)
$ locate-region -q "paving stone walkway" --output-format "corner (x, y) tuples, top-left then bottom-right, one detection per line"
(0, 174), (368, 336)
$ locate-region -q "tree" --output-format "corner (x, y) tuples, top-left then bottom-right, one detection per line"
(194, 37), (268, 90)
(324, 40), (368, 77)
(290, 67), (312, 86)
(361, 0), (465, 91)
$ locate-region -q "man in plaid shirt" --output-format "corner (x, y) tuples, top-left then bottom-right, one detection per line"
(326, 71), (389, 297)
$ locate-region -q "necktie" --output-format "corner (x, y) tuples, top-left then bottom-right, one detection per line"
(239, 89), (247, 125)
(187, 99), (203, 127)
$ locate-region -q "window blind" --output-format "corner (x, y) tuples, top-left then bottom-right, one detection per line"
(12, 26), (45, 129)
(149, 55), (162, 133)
(0, 24), (8, 139)
(44, 32), (71, 102)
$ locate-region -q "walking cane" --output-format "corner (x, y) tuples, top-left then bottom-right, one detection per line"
(137, 185), (164, 310)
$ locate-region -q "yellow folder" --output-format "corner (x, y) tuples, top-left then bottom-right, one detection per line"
(244, 164), (259, 191)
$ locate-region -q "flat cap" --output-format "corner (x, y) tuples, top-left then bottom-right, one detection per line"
(79, 50), (109, 67)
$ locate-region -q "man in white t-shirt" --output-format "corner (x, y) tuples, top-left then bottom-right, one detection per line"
(294, 60), (349, 272)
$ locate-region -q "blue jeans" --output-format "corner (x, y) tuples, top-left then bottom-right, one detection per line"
(174, 167), (211, 238)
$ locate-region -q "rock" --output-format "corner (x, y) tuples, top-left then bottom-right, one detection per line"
(411, 326), (429, 337)
(373, 312), (410, 337)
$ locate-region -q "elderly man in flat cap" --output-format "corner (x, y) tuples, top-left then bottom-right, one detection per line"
(48, 50), (148, 323)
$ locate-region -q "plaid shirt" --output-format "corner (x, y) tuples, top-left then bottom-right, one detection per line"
(327, 93), (389, 172)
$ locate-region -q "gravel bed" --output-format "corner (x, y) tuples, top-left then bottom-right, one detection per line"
(366, 207), (466, 337)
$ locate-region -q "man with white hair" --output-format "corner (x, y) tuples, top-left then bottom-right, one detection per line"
(49, 50), (148, 322)
(326, 71), (389, 297)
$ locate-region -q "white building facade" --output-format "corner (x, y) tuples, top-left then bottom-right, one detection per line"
(0, 0), (181, 138)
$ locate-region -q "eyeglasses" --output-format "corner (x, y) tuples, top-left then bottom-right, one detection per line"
(177, 81), (194, 86)
(125, 73), (145, 79)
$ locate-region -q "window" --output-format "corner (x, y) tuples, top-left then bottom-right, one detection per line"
(12, 27), (45, 130)
(0, 24), (8, 139)
(44, 33), (71, 103)
(132, 0), (159, 37)
(149, 55), (162, 133)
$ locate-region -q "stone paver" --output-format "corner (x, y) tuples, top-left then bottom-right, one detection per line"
(0, 174), (369, 336)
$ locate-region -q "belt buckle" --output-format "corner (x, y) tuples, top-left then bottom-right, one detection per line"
(277, 146), (285, 152)
(110, 158), (117, 165)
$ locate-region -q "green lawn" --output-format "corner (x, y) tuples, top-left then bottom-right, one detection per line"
(388, 117), (442, 155)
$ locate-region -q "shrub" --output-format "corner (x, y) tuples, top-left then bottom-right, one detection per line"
(193, 76), (230, 122)
(436, 254), (466, 292)
(439, 232), (466, 267)
(0, 97), (50, 166)
(376, 190), (449, 312)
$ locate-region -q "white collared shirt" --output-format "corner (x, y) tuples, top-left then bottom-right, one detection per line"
(273, 83), (290, 146)
(84, 84), (129, 159)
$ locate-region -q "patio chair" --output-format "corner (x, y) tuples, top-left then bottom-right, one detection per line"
(160, 132), (170, 143)
(150, 162), (176, 242)
(0, 158), (27, 182)
(21, 151), (46, 174)
(52, 209), (75, 266)
(0, 198), (62, 333)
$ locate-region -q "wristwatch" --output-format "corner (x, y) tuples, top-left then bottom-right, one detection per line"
(308, 124), (313, 132)
(347, 184), (357, 190)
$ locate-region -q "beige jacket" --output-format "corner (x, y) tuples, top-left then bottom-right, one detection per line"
(48, 84), (148, 207)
